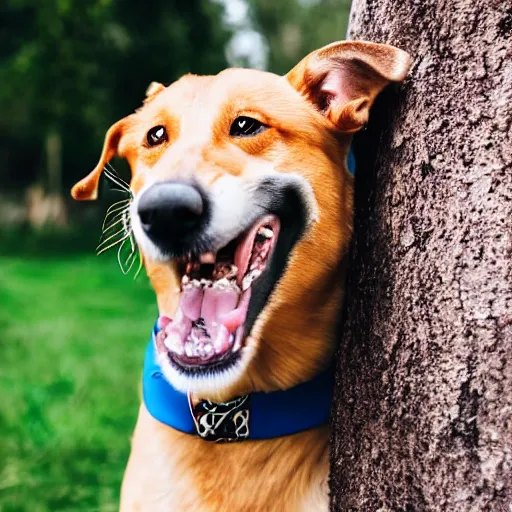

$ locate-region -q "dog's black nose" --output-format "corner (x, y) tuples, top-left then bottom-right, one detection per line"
(137, 182), (205, 247)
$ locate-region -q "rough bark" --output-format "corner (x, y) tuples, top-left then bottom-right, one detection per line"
(330, 1), (511, 510)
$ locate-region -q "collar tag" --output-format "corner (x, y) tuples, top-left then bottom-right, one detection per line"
(188, 393), (250, 442)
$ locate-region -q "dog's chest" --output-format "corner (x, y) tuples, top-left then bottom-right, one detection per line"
(120, 405), (329, 512)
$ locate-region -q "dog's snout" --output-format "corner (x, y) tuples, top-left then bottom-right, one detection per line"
(137, 182), (205, 248)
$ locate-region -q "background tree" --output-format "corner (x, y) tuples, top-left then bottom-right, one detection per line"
(0, 0), (229, 195)
(250, 0), (351, 74)
(329, 1), (511, 510)
(1, 0), (351, 204)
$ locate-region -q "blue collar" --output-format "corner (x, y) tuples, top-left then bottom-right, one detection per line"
(143, 323), (334, 441)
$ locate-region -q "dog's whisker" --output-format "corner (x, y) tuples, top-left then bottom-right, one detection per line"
(101, 208), (129, 234)
(104, 198), (131, 216)
(98, 200), (141, 277)
(124, 246), (137, 267)
(102, 204), (131, 231)
(130, 242), (144, 280)
(104, 162), (128, 179)
(96, 174), (142, 277)
(102, 212), (129, 233)
(97, 227), (129, 252)
(97, 230), (132, 255)
(133, 252), (144, 279)
(119, 231), (141, 276)
(103, 201), (131, 222)
(128, 229), (135, 253)
(118, 237), (138, 275)
(101, 216), (125, 235)
(106, 162), (128, 182)
(104, 175), (131, 194)
(106, 197), (131, 208)
(109, 186), (131, 194)
(104, 165), (132, 194)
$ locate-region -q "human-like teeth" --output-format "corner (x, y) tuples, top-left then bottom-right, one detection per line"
(249, 258), (263, 271)
(223, 264), (238, 279)
(242, 269), (262, 291)
(165, 332), (185, 356)
(200, 279), (213, 288)
(179, 338), (215, 360)
(213, 328), (233, 354)
(184, 341), (195, 358)
(257, 227), (273, 239)
(233, 326), (243, 352)
(213, 277), (240, 291)
(182, 275), (190, 286)
(213, 277), (230, 290)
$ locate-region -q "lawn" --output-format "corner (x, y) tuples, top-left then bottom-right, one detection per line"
(0, 232), (156, 512)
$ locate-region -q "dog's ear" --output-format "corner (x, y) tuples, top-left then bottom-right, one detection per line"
(286, 41), (412, 133)
(71, 118), (130, 201)
(145, 81), (165, 103)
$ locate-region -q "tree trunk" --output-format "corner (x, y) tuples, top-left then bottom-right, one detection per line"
(330, 1), (511, 511)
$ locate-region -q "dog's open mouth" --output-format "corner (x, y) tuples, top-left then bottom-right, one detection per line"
(155, 215), (280, 372)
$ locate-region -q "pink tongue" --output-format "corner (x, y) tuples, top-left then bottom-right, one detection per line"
(180, 286), (203, 321)
(218, 289), (251, 333)
(201, 287), (239, 329)
(163, 283), (249, 355)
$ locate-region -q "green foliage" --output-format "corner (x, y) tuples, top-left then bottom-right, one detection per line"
(1, 0), (230, 190)
(0, 249), (155, 511)
(1, 0), (352, 192)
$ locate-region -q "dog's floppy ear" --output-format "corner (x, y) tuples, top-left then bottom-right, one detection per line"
(286, 41), (412, 133)
(71, 118), (130, 201)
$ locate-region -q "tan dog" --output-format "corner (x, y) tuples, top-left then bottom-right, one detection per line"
(72, 41), (411, 511)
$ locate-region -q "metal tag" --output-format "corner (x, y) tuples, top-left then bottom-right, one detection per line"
(189, 393), (250, 442)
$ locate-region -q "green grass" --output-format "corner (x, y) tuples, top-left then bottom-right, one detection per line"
(0, 237), (156, 511)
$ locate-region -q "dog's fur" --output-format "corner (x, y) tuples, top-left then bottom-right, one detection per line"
(72, 41), (411, 511)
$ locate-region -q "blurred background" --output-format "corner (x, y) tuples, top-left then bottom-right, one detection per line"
(0, 1), (350, 510)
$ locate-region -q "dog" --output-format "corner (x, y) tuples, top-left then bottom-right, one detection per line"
(72, 40), (411, 511)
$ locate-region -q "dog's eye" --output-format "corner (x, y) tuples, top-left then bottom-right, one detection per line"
(147, 125), (167, 146)
(230, 116), (266, 137)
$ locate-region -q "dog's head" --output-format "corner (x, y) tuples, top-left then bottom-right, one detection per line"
(72, 41), (411, 400)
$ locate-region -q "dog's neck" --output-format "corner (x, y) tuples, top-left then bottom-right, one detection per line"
(144, 323), (334, 442)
